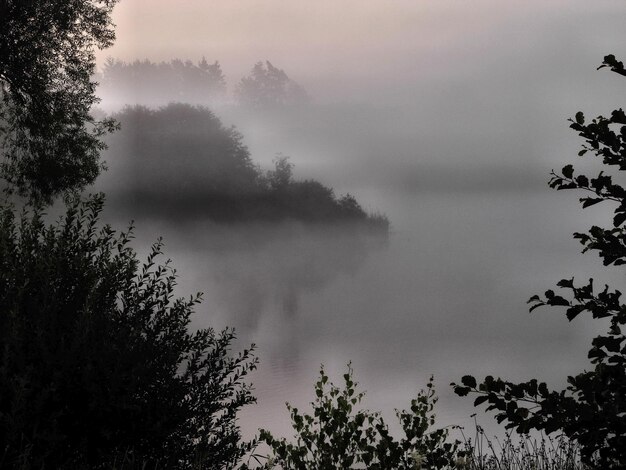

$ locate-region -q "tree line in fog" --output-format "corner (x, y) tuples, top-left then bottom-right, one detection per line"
(103, 103), (388, 231)
(97, 58), (309, 108)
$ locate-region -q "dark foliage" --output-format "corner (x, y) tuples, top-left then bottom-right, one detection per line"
(259, 365), (461, 469)
(108, 103), (258, 197)
(105, 104), (388, 232)
(452, 55), (626, 469)
(0, 0), (118, 203)
(0, 195), (257, 468)
(99, 58), (227, 107)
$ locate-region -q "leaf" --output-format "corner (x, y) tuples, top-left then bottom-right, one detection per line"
(474, 395), (489, 407)
(575, 175), (589, 187)
(516, 408), (530, 419)
(557, 278), (574, 288)
(561, 164), (574, 179)
(566, 305), (584, 321)
(611, 108), (626, 124)
(614, 211), (626, 227)
(548, 295), (570, 307)
(581, 197), (603, 208)
(461, 375), (477, 388)
(575, 112), (585, 125)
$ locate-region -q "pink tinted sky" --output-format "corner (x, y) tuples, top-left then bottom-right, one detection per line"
(98, 0), (625, 101)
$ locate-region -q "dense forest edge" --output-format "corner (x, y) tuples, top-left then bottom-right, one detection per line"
(96, 58), (309, 108)
(0, 0), (625, 468)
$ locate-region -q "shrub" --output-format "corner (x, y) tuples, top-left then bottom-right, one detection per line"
(0, 194), (256, 469)
(259, 364), (461, 469)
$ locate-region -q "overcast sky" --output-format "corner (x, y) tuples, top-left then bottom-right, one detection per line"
(98, 0), (626, 102)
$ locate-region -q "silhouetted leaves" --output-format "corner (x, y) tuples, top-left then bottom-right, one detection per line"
(453, 56), (626, 469)
(0, 0), (119, 203)
(562, 164), (574, 179)
(461, 375), (477, 388)
(581, 197), (603, 208)
(598, 54), (626, 77)
(260, 367), (461, 469)
(0, 196), (257, 468)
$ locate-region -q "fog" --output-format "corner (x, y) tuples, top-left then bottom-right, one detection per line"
(92, 0), (626, 439)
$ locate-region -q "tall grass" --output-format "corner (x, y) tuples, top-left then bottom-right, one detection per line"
(458, 418), (588, 470)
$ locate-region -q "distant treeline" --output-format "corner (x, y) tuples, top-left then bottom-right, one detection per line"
(104, 103), (388, 232)
(97, 58), (309, 108)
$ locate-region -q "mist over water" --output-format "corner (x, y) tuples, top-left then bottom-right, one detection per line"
(92, 0), (626, 440)
(96, 177), (619, 440)
(94, 103), (620, 439)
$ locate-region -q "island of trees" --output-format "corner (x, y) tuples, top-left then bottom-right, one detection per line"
(103, 103), (389, 233)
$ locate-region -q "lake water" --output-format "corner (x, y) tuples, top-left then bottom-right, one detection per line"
(96, 103), (621, 441)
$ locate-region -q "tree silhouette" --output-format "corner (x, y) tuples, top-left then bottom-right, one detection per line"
(99, 58), (227, 106)
(0, 195), (257, 468)
(0, 0), (118, 202)
(266, 154), (294, 190)
(235, 61), (309, 108)
(105, 104), (389, 230)
(107, 103), (259, 200)
(1, 4), (259, 468)
(452, 55), (626, 469)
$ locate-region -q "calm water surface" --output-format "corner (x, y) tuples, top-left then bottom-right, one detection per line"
(95, 77), (626, 439)
(101, 182), (618, 440)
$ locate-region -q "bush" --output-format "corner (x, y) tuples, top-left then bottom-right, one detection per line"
(259, 364), (461, 469)
(0, 195), (256, 469)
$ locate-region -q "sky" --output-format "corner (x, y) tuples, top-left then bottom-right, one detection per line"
(99, 0), (625, 101)
(97, 0), (626, 187)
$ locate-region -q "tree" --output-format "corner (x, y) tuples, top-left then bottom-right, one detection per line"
(106, 103), (260, 202)
(0, 195), (257, 468)
(0, 0), (118, 203)
(266, 154), (294, 190)
(235, 61), (309, 108)
(338, 194), (368, 220)
(197, 57), (228, 100)
(103, 107), (389, 230)
(259, 365), (461, 469)
(99, 57), (228, 106)
(452, 55), (626, 469)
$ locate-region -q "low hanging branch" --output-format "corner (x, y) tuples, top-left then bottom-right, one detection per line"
(452, 55), (626, 469)
(0, 0), (119, 203)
